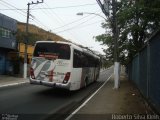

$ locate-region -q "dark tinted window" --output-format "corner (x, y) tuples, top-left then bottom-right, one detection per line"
(73, 49), (100, 68)
(73, 50), (82, 68)
(33, 43), (70, 60)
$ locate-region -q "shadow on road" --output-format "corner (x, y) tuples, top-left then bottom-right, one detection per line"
(35, 81), (103, 99)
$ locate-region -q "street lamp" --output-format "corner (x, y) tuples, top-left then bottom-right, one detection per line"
(76, 12), (107, 21)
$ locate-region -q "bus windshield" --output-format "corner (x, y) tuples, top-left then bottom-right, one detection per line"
(33, 43), (71, 60)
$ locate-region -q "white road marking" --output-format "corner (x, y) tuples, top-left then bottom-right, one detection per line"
(0, 81), (29, 88)
(65, 73), (113, 120)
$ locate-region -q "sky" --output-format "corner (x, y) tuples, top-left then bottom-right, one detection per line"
(0, 0), (107, 54)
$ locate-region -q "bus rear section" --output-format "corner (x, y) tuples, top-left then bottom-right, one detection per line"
(30, 42), (72, 90)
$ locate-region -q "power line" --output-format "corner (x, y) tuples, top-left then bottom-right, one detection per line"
(0, 0), (50, 31)
(52, 13), (97, 30)
(0, 0), (27, 17)
(0, 0), (26, 14)
(75, 20), (103, 29)
(30, 3), (59, 32)
(57, 20), (102, 33)
(30, 15), (51, 31)
(0, 3), (97, 10)
(52, 11), (102, 32)
(0, 0), (103, 44)
(55, 15), (97, 33)
(32, 3), (97, 10)
(55, 20), (103, 47)
(0, 0), (100, 34)
(43, 3), (64, 26)
(43, 3), (81, 43)
(39, 4), (56, 23)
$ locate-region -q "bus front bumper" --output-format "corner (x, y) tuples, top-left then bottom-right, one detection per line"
(30, 79), (70, 90)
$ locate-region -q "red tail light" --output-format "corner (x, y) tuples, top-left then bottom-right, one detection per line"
(63, 72), (70, 84)
(30, 68), (35, 79)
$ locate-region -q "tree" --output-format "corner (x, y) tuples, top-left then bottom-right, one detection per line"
(95, 0), (160, 65)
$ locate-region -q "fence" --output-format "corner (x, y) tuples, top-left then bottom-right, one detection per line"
(127, 30), (160, 113)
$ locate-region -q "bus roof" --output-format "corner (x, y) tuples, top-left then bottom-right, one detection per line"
(35, 41), (100, 59)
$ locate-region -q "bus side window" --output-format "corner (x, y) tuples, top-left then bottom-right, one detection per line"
(73, 50), (82, 68)
(82, 54), (88, 67)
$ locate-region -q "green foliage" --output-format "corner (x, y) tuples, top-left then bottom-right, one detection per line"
(95, 0), (160, 65)
(95, 34), (113, 46)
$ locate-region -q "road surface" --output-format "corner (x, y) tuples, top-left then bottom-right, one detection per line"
(0, 68), (113, 120)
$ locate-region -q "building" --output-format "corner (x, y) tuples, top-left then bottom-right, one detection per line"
(0, 13), (17, 75)
(18, 42), (34, 64)
(0, 13), (71, 76)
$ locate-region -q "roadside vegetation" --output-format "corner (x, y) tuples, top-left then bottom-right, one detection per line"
(95, 0), (160, 65)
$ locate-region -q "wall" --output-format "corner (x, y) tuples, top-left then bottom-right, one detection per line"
(18, 43), (34, 64)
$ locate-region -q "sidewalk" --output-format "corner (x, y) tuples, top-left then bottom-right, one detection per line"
(0, 75), (29, 87)
(68, 73), (155, 120)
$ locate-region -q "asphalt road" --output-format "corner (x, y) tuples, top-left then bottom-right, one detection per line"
(0, 68), (113, 120)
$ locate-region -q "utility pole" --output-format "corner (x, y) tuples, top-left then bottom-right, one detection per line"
(112, 0), (120, 89)
(96, 0), (120, 89)
(23, 0), (44, 79)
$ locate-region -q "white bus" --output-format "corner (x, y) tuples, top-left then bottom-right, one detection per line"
(30, 41), (100, 91)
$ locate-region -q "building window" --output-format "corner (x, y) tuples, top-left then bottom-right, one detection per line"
(0, 27), (12, 38)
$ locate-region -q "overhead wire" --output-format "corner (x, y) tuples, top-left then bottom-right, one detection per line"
(29, 8), (51, 31)
(43, 3), (80, 43)
(51, 10), (101, 31)
(52, 10), (103, 33)
(0, 3), (97, 10)
(55, 15), (97, 33)
(0, 0), (26, 14)
(29, 3), (60, 34)
(52, 13), (93, 31)
(32, 3), (97, 10)
(37, 4), (55, 23)
(0, 0), (27, 17)
(55, 20), (103, 41)
(72, 20), (103, 30)
(42, 3), (102, 44)
(0, 0), (51, 31)
(0, 0), (101, 32)
(42, 3), (63, 26)
(0, 0), (103, 45)
(31, 16), (51, 31)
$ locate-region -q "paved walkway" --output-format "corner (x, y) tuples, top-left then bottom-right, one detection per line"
(67, 73), (156, 120)
(0, 75), (29, 87)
